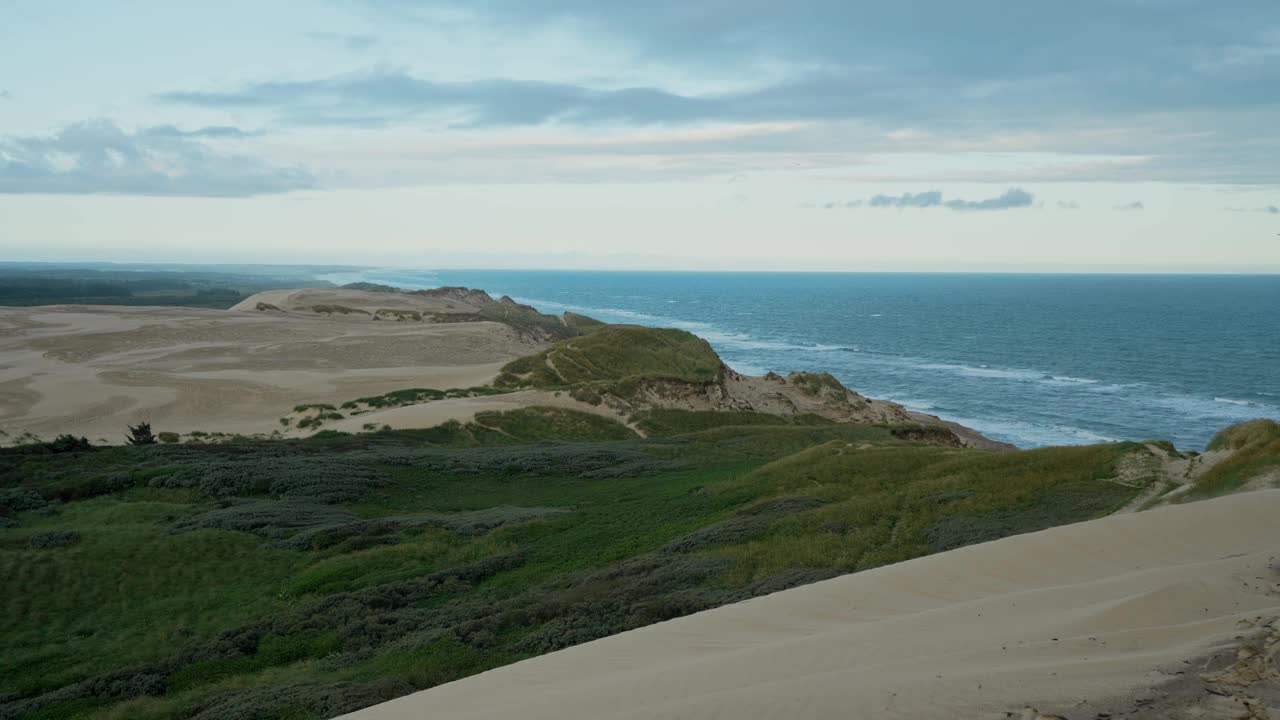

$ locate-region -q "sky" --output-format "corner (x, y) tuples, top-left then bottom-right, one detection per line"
(1, 0), (1278, 272)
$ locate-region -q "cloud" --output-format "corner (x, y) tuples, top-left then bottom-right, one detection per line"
(355, 1), (1280, 119)
(1056, 200), (1081, 210)
(0, 90), (10, 100)
(945, 188), (1033, 211)
(1114, 201), (1145, 211)
(1268, 205), (1280, 214)
(307, 32), (379, 51)
(861, 188), (1033, 211)
(869, 190), (943, 208)
(0, 120), (316, 197)
(139, 125), (257, 139)
(313, 1), (1280, 184)
(157, 69), (787, 128)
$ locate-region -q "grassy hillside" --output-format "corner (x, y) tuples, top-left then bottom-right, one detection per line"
(494, 326), (724, 389)
(1190, 418), (1280, 497)
(0, 410), (1186, 720)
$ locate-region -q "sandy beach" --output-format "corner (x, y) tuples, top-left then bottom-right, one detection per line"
(342, 490), (1280, 720)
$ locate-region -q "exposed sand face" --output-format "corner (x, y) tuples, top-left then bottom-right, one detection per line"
(341, 490), (1280, 720)
(0, 304), (542, 441)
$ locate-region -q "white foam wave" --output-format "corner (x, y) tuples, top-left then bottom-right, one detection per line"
(1152, 394), (1273, 420)
(1048, 375), (1100, 385)
(915, 362), (1044, 381)
(943, 415), (1117, 448)
(893, 399), (938, 411)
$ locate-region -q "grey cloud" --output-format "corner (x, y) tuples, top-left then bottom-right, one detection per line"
(0, 120), (316, 197)
(156, 70), (782, 128)
(327, 1), (1280, 184)
(869, 190), (943, 208)
(360, 0), (1280, 117)
(1114, 201), (1145, 211)
(1057, 201), (1081, 210)
(945, 188), (1033, 211)
(0, 90), (10, 100)
(863, 188), (1033, 211)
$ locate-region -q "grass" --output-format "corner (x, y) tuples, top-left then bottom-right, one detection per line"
(631, 409), (834, 437)
(3, 412), (1259, 720)
(1189, 419), (1280, 497)
(495, 325), (724, 389)
(337, 387), (510, 412)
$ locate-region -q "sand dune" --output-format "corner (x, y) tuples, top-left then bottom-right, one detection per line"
(0, 303), (541, 441)
(342, 490), (1280, 720)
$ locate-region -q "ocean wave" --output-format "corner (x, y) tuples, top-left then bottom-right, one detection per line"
(1047, 375), (1100, 385)
(943, 414), (1117, 448)
(892, 398), (938, 411)
(1151, 394), (1274, 420)
(914, 362), (1045, 381)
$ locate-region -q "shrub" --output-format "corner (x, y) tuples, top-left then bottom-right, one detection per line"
(157, 432), (181, 444)
(0, 487), (47, 513)
(29, 530), (81, 549)
(151, 456), (387, 502)
(48, 434), (93, 452)
(172, 500), (361, 540)
(127, 423), (157, 446)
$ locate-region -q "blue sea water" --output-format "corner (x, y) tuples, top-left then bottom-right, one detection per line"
(319, 270), (1280, 450)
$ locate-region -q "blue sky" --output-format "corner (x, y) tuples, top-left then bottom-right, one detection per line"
(1, 0), (1278, 271)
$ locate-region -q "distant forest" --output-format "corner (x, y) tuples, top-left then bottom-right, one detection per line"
(0, 264), (350, 309)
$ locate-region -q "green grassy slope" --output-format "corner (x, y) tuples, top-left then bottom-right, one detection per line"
(0, 410), (1189, 720)
(1190, 418), (1280, 497)
(494, 325), (723, 389)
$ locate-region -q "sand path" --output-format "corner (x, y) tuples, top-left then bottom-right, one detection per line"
(342, 490), (1280, 720)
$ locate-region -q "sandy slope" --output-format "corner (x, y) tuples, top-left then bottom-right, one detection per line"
(0, 304), (541, 441)
(322, 390), (638, 434)
(342, 491), (1280, 720)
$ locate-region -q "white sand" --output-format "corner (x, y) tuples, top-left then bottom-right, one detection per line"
(342, 490), (1280, 720)
(0, 303), (542, 441)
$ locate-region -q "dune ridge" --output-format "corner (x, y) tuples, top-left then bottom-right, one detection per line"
(342, 490), (1280, 720)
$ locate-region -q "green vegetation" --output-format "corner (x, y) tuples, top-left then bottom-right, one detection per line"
(342, 283), (402, 293)
(0, 264), (317, 309)
(632, 409), (835, 437)
(788, 371), (849, 399)
(1190, 419), (1280, 497)
(0, 407), (1198, 720)
(371, 309), (422, 322)
(495, 325), (724, 389)
(307, 305), (370, 316)
(338, 387), (511, 413)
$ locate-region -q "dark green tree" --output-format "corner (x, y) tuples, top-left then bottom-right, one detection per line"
(126, 422), (156, 446)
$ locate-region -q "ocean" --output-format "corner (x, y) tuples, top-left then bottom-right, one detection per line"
(318, 270), (1280, 450)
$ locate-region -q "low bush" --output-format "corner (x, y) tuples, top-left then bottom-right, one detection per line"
(29, 530), (81, 549)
